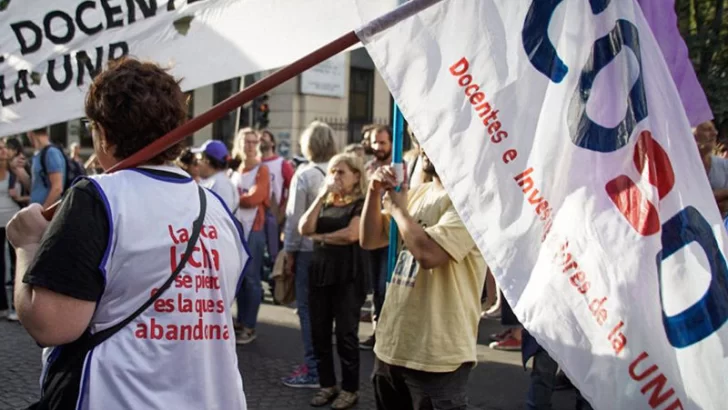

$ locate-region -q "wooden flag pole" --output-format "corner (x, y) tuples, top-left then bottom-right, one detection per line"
(41, 0), (444, 220)
(39, 31), (358, 220)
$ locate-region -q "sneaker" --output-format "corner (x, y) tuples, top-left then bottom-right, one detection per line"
(6, 311), (18, 322)
(331, 390), (359, 409)
(359, 335), (375, 350)
(489, 335), (521, 351)
(282, 372), (320, 389)
(489, 328), (512, 342)
(288, 364), (308, 377)
(310, 386), (339, 407)
(236, 328), (256, 345)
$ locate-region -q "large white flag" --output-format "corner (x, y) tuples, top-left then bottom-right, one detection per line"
(0, 0), (397, 136)
(359, 1), (727, 409)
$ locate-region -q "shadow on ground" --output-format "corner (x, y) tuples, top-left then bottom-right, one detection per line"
(0, 302), (579, 410)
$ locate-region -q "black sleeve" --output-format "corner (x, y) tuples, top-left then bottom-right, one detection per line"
(23, 179), (109, 301)
(352, 198), (365, 217)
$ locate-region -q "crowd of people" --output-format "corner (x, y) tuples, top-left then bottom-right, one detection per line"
(167, 119), (467, 409)
(3, 57), (726, 410)
(0, 129), (87, 322)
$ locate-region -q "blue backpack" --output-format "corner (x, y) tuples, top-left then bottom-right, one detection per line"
(39, 145), (86, 192)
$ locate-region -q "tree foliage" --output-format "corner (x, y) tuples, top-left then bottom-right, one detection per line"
(676, 0), (728, 133)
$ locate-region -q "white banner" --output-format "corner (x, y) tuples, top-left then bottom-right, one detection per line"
(359, 1), (727, 409)
(0, 0), (397, 136)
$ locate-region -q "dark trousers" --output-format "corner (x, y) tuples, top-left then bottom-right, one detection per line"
(527, 350), (593, 410)
(368, 247), (388, 321)
(310, 281), (363, 392)
(0, 228), (16, 311)
(501, 292), (520, 326)
(372, 358), (472, 410)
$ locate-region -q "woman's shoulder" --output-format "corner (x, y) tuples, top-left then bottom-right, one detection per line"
(255, 162), (271, 178)
(352, 197), (365, 214)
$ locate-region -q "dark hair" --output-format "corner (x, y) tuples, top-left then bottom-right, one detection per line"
(372, 125), (393, 143)
(228, 156), (242, 171)
(260, 129), (276, 147)
(177, 148), (196, 166)
(84, 57), (187, 164)
(203, 152), (227, 170)
(4, 137), (22, 154)
(30, 127), (47, 135)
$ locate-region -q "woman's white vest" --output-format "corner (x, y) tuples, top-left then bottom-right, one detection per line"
(262, 156), (285, 206)
(230, 166), (260, 238)
(53, 165), (248, 410)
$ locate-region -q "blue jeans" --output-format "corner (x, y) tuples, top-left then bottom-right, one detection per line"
(238, 229), (266, 329)
(294, 251), (317, 377)
(263, 210), (280, 267)
(368, 247), (388, 321)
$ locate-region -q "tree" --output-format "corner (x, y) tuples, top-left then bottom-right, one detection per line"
(677, 0), (728, 136)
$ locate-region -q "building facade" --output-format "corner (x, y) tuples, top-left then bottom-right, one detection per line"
(47, 49), (392, 159)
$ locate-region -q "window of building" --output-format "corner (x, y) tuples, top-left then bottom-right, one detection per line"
(212, 78), (241, 145)
(348, 67), (374, 143)
(49, 122), (68, 148)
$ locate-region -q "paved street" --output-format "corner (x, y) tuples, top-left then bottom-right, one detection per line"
(1, 301), (578, 410)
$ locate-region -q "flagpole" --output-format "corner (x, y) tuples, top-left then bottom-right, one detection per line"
(40, 0), (444, 220)
(384, 0), (414, 282)
(387, 104), (405, 282)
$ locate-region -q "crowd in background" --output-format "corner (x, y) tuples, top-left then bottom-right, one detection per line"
(1, 129), (88, 322)
(168, 118), (727, 410)
(171, 117), (522, 408)
(3, 115), (725, 410)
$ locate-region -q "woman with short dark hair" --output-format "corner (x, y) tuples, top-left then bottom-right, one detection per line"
(7, 57), (248, 409)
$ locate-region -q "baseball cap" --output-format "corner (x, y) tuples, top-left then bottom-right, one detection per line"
(191, 140), (229, 163)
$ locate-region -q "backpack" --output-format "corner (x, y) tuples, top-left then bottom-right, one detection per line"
(39, 145), (86, 192)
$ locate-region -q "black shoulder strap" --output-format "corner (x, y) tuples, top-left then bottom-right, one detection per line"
(39, 145), (51, 187)
(313, 166), (325, 176)
(88, 186), (208, 348)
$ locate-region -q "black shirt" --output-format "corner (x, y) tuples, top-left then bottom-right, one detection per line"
(23, 169), (188, 302)
(309, 198), (366, 288)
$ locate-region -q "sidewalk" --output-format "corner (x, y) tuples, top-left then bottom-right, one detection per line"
(0, 303), (578, 410)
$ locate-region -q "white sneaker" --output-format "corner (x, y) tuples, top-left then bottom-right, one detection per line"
(7, 311), (18, 321)
(236, 328), (256, 345)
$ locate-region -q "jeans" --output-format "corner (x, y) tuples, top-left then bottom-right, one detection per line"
(294, 251), (317, 378)
(526, 349), (593, 410)
(0, 229), (16, 311)
(368, 247), (388, 321)
(372, 358), (472, 410)
(263, 210), (280, 268)
(237, 229), (266, 329)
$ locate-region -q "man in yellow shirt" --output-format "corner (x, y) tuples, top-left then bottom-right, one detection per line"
(360, 145), (485, 409)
